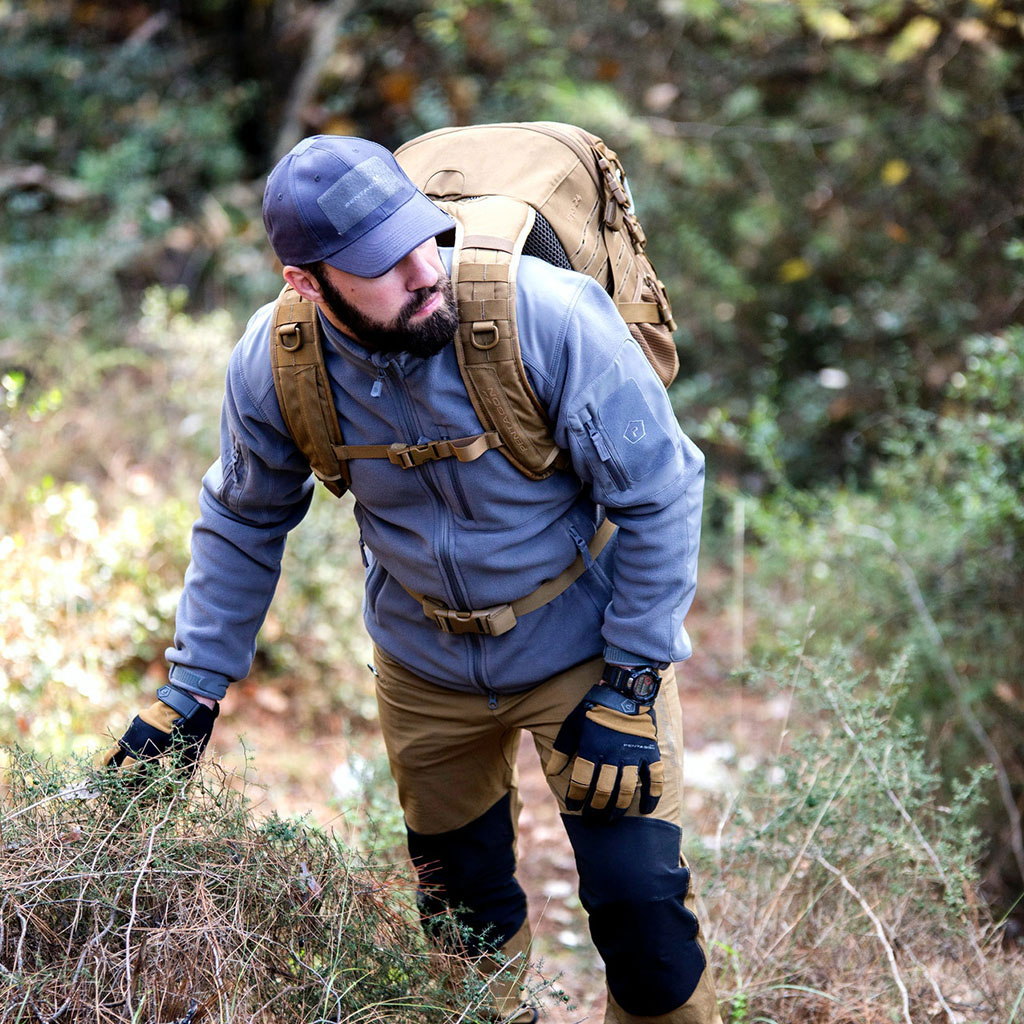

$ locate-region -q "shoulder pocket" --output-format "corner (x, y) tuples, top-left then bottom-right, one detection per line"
(594, 377), (675, 485)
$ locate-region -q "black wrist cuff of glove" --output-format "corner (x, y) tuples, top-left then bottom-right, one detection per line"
(583, 684), (645, 716)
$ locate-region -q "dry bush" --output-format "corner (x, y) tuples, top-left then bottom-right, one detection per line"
(700, 650), (1024, 1024)
(0, 752), (537, 1023)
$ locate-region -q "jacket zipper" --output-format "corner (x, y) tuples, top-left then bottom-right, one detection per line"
(581, 409), (628, 492)
(387, 365), (486, 693)
(439, 434), (474, 520)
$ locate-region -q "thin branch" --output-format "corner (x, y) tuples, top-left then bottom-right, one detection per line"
(904, 943), (958, 1024)
(821, 667), (949, 888)
(273, 0), (357, 160)
(816, 854), (913, 1024)
(124, 789), (180, 1017)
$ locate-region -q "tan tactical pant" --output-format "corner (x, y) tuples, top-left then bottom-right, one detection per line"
(373, 644), (723, 1024)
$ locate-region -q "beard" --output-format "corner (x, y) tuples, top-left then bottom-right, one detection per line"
(316, 269), (459, 359)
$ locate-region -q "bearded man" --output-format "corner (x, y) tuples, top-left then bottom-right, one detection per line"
(103, 135), (721, 1024)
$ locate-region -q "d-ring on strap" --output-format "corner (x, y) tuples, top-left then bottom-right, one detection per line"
(402, 518), (617, 636)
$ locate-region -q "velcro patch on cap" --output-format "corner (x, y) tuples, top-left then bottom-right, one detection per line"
(317, 156), (405, 238)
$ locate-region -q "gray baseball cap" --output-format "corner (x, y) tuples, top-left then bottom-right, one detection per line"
(262, 135), (454, 278)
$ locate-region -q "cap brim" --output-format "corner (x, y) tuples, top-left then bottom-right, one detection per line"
(321, 191), (455, 278)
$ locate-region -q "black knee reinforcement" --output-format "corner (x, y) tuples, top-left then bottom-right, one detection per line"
(563, 814), (706, 1016)
(407, 792), (528, 955)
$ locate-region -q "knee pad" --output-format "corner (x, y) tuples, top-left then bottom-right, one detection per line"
(407, 792), (527, 954)
(563, 815), (706, 1016)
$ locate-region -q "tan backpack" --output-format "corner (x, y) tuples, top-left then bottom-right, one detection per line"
(270, 121), (678, 497)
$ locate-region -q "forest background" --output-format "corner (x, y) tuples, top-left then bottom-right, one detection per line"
(1, 1), (1023, 1022)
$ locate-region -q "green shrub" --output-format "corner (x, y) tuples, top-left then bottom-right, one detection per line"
(716, 326), (1024, 906)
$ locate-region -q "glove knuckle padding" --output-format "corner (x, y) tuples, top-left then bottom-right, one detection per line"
(591, 764), (620, 809)
(616, 765), (639, 809)
(406, 793), (527, 955)
(562, 815), (707, 1017)
(117, 713), (175, 760)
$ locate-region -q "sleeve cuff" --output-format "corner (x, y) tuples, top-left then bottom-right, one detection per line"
(602, 644), (670, 670)
(167, 664), (231, 702)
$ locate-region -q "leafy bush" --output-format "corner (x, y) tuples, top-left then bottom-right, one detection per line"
(0, 752), (540, 1023)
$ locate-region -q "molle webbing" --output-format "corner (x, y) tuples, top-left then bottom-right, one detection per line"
(270, 284), (349, 497)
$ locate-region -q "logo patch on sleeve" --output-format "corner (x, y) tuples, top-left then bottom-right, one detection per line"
(624, 419), (646, 444)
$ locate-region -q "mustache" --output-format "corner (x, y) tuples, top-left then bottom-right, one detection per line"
(402, 284), (444, 320)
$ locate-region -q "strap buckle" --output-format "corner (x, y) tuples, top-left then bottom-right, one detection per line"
(624, 213), (647, 250)
(423, 600), (519, 637)
(647, 275), (677, 331)
(387, 442), (436, 469)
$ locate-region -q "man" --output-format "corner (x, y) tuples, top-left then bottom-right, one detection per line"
(103, 135), (721, 1024)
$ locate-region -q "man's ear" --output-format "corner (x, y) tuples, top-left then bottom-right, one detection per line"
(282, 265), (324, 304)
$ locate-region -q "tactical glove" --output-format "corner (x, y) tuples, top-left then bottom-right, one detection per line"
(97, 684), (219, 772)
(547, 684), (664, 824)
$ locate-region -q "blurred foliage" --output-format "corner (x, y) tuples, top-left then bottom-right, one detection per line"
(730, 325), (1024, 904)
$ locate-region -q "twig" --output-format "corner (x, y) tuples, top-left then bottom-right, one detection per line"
(904, 943), (958, 1024)
(820, 666), (949, 888)
(641, 114), (853, 144)
(732, 496), (745, 669)
(274, 0), (357, 159)
(753, 758), (855, 952)
(124, 788), (180, 1018)
(816, 853), (913, 1024)
(849, 523), (1024, 885)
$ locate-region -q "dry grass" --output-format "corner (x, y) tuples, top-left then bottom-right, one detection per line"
(0, 752), (541, 1024)
(698, 651), (1024, 1024)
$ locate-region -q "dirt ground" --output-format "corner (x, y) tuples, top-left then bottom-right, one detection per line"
(205, 571), (779, 1023)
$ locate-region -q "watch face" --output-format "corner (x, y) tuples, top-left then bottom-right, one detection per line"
(632, 670), (658, 701)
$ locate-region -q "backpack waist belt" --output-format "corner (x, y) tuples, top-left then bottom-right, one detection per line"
(400, 518), (616, 637)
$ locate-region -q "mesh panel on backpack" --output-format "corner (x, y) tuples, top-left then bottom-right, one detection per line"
(522, 213), (572, 270)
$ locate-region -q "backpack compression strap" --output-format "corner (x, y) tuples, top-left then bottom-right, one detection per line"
(270, 285), (505, 495)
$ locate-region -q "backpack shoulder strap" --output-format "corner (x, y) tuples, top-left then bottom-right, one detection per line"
(270, 284), (506, 495)
(269, 284), (350, 497)
(442, 195), (567, 480)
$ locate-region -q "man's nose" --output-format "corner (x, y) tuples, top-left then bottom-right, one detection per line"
(401, 244), (440, 290)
